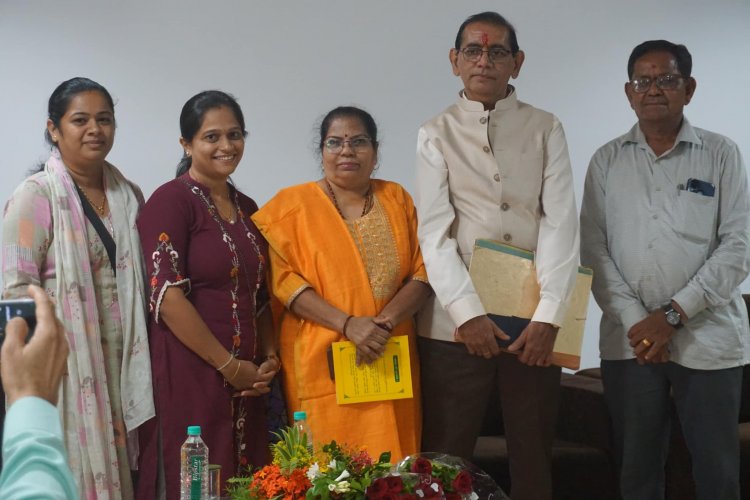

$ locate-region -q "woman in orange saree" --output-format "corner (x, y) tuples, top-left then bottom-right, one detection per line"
(252, 106), (431, 460)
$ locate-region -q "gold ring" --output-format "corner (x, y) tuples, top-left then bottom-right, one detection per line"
(641, 339), (652, 347)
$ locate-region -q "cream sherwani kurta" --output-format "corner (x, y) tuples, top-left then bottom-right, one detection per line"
(415, 89), (579, 340)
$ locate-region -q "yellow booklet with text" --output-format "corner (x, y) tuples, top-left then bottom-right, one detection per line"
(331, 335), (414, 405)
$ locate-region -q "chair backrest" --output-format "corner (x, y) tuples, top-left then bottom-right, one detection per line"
(740, 295), (750, 422)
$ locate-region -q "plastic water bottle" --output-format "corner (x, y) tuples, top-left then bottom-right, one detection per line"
(180, 425), (209, 500)
(293, 411), (314, 453)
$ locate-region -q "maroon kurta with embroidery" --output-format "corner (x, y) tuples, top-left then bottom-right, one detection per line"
(136, 174), (270, 499)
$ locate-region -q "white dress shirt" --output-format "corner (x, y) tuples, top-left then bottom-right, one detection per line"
(580, 119), (750, 369)
(415, 89), (579, 342)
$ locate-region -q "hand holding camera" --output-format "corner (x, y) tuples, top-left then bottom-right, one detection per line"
(1, 285), (69, 407)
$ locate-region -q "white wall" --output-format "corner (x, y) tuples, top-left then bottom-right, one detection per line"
(2, 0), (749, 370)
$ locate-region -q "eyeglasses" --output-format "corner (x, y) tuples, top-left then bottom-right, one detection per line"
(459, 46), (512, 63)
(629, 74), (684, 93)
(323, 136), (373, 154)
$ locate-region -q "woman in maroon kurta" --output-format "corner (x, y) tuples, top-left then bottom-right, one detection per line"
(136, 91), (277, 499)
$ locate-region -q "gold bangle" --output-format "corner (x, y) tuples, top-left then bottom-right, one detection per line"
(231, 359), (242, 380)
(216, 353), (234, 372)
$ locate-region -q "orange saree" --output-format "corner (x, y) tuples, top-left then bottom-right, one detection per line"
(252, 180), (427, 460)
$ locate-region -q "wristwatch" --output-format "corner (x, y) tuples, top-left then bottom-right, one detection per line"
(663, 304), (683, 328)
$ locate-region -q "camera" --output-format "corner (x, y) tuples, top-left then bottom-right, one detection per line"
(0, 298), (36, 345)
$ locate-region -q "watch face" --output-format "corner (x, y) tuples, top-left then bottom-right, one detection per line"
(666, 310), (681, 326)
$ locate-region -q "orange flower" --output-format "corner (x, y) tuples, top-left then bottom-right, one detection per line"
(249, 464), (310, 499)
(230, 266), (239, 278)
(233, 335), (241, 348)
(158, 232), (169, 242)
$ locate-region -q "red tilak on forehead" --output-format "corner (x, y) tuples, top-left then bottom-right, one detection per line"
(480, 32), (489, 47)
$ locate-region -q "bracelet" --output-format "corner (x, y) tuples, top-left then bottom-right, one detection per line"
(216, 353), (234, 372)
(230, 360), (242, 381)
(342, 315), (354, 338)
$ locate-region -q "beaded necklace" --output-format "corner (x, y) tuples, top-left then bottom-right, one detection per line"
(180, 178), (265, 362)
(324, 178), (372, 219)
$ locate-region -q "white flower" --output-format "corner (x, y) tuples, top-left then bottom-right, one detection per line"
(334, 481), (351, 493)
(306, 462), (320, 481)
(328, 459), (337, 469)
(469, 493), (479, 500)
(328, 484), (336, 492)
(334, 470), (350, 482)
(416, 490), (425, 498)
(430, 483), (440, 492)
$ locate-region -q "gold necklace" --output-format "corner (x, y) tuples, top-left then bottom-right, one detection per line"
(325, 179), (372, 219)
(79, 186), (107, 216)
(214, 199), (236, 224)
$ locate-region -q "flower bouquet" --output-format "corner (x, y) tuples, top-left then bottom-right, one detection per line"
(226, 425), (391, 499)
(226, 425), (507, 499)
(366, 453), (509, 500)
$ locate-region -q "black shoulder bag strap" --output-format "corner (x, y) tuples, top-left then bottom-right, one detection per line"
(74, 183), (117, 277)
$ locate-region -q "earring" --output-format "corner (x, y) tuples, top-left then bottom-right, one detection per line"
(185, 151), (191, 157)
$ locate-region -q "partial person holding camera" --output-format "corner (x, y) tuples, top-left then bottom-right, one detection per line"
(0, 285), (76, 499)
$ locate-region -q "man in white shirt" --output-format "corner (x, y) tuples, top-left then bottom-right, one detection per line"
(580, 40), (750, 500)
(0, 285), (76, 499)
(415, 11), (579, 500)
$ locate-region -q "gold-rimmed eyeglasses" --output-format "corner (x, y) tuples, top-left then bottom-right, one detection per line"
(629, 74), (684, 93)
(459, 46), (513, 63)
(323, 136), (373, 154)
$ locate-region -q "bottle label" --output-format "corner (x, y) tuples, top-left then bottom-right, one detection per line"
(189, 455), (203, 499)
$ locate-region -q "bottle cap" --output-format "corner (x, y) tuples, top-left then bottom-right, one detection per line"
(187, 425), (201, 436)
(293, 411), (307, 421)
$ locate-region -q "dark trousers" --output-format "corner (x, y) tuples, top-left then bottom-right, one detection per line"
(601, 359), (743, 500)
(419, 336), (561, 500)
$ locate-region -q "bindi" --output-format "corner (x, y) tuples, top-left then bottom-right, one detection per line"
(480, 32), (489, 47)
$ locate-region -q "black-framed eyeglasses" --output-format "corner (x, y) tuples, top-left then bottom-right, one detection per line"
(629, 74), (684, 93)
(459, 46), (512, 63)
(323, 136), (373, 154)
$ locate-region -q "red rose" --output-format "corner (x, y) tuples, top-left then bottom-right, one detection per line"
(368, 477), (389, 497)
(451, 470), (473, 494)
(411, 457), (433, 475)
(445, 494), (462, 500)
(380, 494), (397, 500)
(385, 476), (403, 493)
(415, 480), (443, 498)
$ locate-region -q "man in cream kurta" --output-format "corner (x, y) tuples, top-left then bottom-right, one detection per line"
(414, 12), (578, 500)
